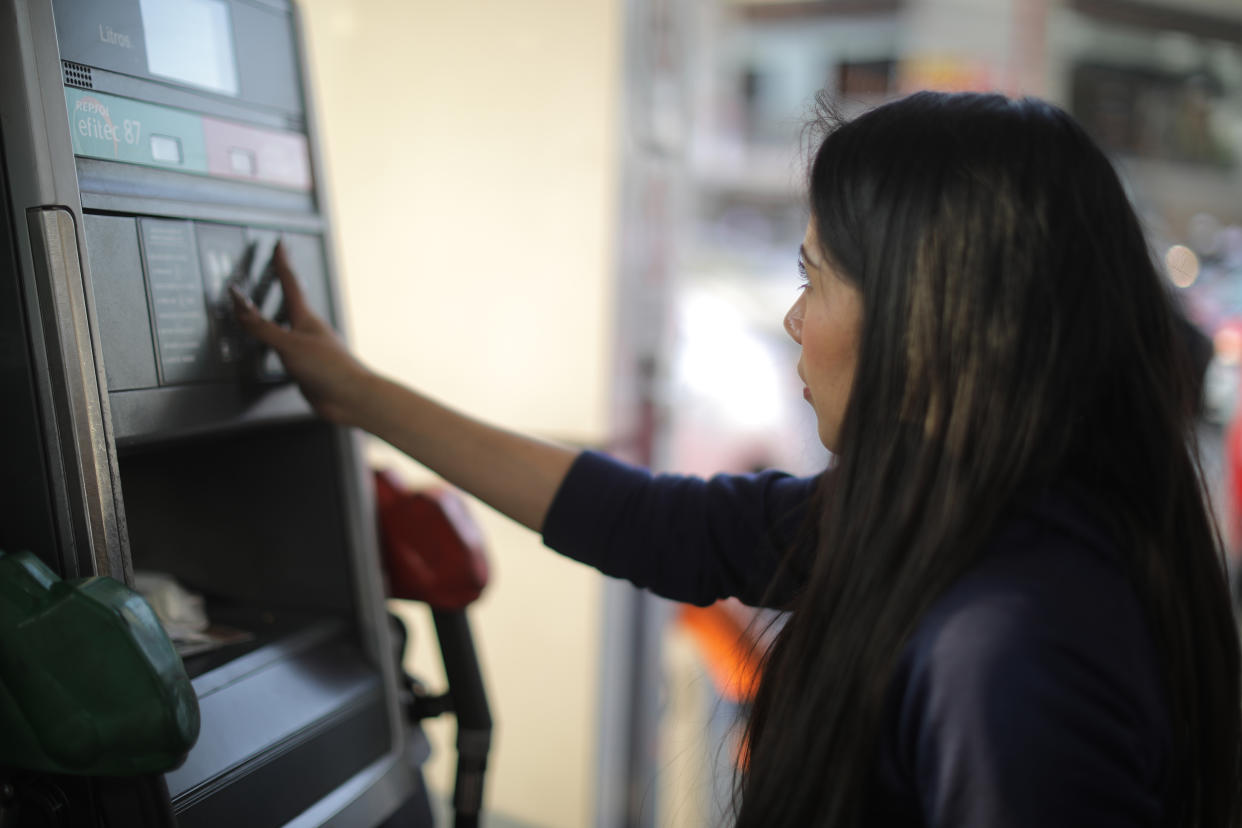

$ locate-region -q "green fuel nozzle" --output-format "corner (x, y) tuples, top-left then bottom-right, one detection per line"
(0, 550), (199, 776)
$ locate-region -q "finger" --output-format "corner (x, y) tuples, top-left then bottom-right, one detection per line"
(234, 241), (257, 283)
(270, 241), (314, 327)
(230, 285), (291, 349)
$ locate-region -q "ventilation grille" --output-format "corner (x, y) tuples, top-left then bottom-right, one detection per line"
(62, 60), (93, 89)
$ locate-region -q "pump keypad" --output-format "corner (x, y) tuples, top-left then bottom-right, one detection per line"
(86, 213), (331, 390)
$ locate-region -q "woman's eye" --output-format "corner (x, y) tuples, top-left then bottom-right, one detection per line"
(797, 258), (810, 287)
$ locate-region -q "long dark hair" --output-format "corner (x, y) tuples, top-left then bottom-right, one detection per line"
(735, 91), (1241, 826)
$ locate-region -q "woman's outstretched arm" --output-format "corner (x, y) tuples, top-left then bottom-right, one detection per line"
(231, 243), (578, 533)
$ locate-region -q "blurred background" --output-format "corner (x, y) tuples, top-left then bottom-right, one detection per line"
(296, 1), (1242, 825)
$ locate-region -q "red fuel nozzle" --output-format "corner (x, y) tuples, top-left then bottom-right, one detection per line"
(373, 470), (490, 610)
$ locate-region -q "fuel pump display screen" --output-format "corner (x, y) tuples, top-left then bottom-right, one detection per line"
(139, 0), (238, 96)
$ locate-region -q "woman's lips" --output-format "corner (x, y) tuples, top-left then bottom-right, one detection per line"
(803, 386), (812, 402)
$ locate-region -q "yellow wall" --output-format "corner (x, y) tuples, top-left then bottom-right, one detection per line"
(296, 3), (622, 825)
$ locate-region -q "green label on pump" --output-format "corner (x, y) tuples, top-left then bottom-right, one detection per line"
(64, 88), (208, 173)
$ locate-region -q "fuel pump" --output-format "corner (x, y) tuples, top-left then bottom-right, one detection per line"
(0, 0), (427, 823)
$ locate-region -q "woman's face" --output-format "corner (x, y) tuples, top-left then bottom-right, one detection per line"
(783, 220), (864, 452)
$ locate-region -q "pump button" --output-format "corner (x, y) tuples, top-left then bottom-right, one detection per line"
(150, 134), (182, 165)
(228, 148), (255, 176)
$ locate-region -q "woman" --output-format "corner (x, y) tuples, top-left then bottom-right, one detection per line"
(233, 91), (1242, 826)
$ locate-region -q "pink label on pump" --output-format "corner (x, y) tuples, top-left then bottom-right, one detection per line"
(202, 117), (311, 191)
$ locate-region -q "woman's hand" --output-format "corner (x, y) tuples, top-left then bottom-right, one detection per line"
(230, 243), (372, 426)
(233, 242), (578, 531)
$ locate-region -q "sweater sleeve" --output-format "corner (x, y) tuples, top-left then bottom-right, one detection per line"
(541, 451), (820, 607)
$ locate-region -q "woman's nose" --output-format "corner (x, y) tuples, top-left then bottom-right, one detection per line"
(784, 297), (803, 344)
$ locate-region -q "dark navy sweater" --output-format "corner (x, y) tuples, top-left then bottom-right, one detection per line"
(542, 451), (1171, 826)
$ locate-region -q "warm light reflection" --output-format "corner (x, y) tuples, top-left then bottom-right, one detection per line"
(1165, 244), (1200, 288)
(1215, 328), (1242, 367)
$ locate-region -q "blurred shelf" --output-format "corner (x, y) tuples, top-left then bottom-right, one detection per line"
(180, 605), (346, 684)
